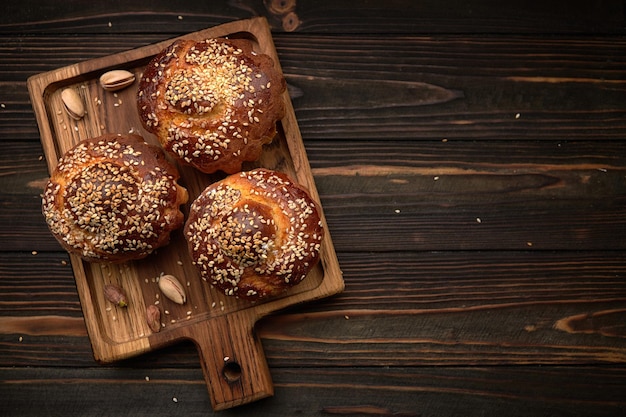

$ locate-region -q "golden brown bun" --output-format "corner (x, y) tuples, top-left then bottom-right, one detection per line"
(184, 168), (323, 300)
(137, 37), (287, 174)
(42, 134), (189, 263)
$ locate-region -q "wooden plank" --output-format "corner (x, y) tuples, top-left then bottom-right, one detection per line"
(277, 35), (626, 141)
(3, 35), (626, 144)
(1, 366), (625, 417)
(309, 140), (626, 251)
(2, 139), (625, 252)
(0, 0), (624, 34)
(2, 251), (626, 368)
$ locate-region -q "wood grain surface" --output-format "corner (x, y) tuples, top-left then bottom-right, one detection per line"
(1, 0), (626, 416)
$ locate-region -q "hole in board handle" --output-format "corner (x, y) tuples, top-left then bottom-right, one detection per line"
(222, 360), (242, 383)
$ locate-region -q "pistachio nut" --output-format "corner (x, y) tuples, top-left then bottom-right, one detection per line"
(103, 284), (128, 308)
(158, 274), (187, 305)
(146, 304), (162, 333)
(99, 69), (136, 91)
(61, 88), (85, 120)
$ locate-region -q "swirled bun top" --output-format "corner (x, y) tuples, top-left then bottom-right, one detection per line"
(42, 134), (188, 263)
(137, 37), (287, 174)
(184, 168), (323, 300)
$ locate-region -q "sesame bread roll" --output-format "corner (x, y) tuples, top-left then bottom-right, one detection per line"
(137, 37), (287, 174)
(42, 134), (188, 263)
(184, 168), (323, 300)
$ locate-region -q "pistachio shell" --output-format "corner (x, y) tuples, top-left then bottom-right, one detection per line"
(99, 69), (136, 91)
(103, 284), (128, 308)
(61, 88), (85, 120)
(158, 274), (187, 305)
(146, 304), (161, 333)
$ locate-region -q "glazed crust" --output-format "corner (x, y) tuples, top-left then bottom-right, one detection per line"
(137, 37), (286, 174)
(42, 134), (189, 263)
(184, 168), (323, 300)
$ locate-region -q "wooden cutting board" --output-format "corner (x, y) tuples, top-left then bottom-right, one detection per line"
(27, 17), (344, 411)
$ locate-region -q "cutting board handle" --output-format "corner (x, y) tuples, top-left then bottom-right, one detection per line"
(192, 314), (274, 410)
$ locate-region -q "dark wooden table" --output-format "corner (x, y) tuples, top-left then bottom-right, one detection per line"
(2, 1), (626, 416)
